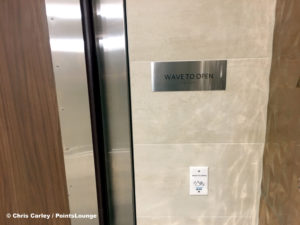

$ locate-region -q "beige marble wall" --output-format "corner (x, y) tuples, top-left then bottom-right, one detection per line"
(126, 0), (277, 225)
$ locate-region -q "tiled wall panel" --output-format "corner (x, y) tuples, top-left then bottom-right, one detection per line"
(126, 1), (277, 224)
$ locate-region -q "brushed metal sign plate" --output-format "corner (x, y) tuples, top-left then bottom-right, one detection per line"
(151, 60), (227, 92)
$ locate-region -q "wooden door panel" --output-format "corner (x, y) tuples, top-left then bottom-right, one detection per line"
(0, 0), (71, 224)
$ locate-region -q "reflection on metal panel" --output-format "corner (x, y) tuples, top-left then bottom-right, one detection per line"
(92, 0), (136, 224)
(93, 0), (132, 151)
(152, 60), (227, 92)
(45, 0), (99, 225)
(108, 150), (135, 225)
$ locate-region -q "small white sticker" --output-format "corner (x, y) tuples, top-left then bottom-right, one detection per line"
(189, 167), (208, 195)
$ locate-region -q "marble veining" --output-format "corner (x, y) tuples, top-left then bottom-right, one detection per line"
(126, 0), (276, 224)
(126, 0), (276, 61)
(130, 59), (271, 144)
(134, 143), (263, 223)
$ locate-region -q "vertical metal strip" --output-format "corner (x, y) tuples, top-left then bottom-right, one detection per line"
(79, 0), (109, 224)
(123, 0), (137, 224)
(91, 0), (136, 224)
(80, 0), (136, 225)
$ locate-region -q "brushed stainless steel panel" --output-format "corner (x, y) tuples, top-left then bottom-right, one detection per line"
(152, 60), (227, 92)
(92, 0), (136, 224)
(108, 150), (135, 225)
(93, 0), (132, 151)
(45, 0), (99, 224)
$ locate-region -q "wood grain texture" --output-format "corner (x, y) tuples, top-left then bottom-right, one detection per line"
(0, 0), (71, 224)
(259, 0), (300, 225)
